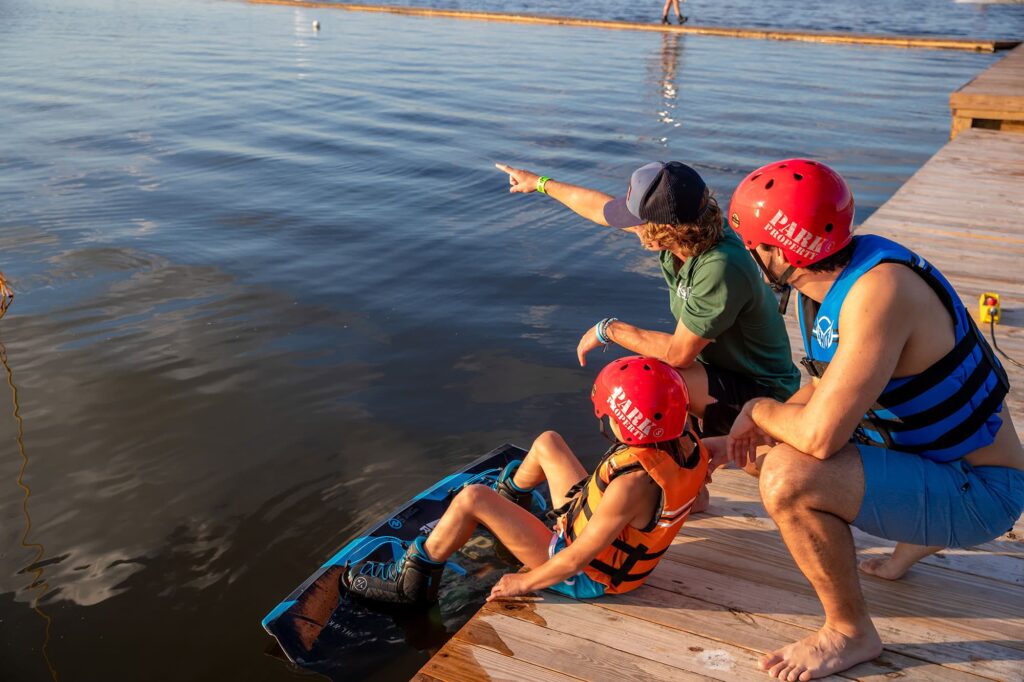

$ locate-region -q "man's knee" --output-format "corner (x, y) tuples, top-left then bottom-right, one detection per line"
(758, 444), (818, 515)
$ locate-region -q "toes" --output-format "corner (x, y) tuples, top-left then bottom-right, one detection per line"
(768, 660), (789, 678)
(798, 669), (813, 682)
(759, 652), (782, 671)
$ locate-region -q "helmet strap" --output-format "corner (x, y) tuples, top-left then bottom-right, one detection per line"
(598, 417), (621, 445)
(749, 248), (795, 314)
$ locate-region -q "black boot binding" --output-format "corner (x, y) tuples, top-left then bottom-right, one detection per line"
(343, 538), (445, 606)
(494, 459), (533, 511)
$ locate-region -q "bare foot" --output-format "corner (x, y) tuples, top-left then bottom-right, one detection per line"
(759, 624), (882, 681)
(692, 484), (710, 513)
(858, 543), (942, 581)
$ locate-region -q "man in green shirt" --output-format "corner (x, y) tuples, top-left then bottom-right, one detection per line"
(496, 161), (799, 445)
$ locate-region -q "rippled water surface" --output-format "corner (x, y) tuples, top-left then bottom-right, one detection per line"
(0, 0), (1002, 679)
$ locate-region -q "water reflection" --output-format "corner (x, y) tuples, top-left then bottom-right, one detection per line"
(292, 8), (314, 79)
(655, 33), (684, 139)
(3, 340), (59, 681)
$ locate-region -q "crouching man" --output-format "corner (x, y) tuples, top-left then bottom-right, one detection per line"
(344, 356), (716, 604)
(726, 159), (1024, 681)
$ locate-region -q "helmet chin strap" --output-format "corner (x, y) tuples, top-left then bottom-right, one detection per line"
(598, 417), (622, 444)
(749, 248), (795, 314)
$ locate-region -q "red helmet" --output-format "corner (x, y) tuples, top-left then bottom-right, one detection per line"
(592, 356), (689, 445)
(729, 159), (854, 268)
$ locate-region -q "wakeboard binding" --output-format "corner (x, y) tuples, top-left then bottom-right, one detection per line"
(343, 538), (445, 606)
(493, 459), (533, 511)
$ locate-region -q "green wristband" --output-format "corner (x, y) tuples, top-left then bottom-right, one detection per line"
(536, 176), (551, 194)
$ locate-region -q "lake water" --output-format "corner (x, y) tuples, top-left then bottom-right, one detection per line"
(0, 0), (1005, 679)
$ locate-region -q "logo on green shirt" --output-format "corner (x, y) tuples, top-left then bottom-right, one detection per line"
(675, 282), (692, 301)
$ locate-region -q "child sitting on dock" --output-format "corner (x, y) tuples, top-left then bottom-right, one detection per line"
(343, 355), (715, 605)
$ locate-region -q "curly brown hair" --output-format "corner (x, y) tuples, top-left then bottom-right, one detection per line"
(636, 192), (724, 257)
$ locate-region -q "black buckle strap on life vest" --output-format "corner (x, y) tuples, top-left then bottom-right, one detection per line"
(588, 541), (655, 587)
(868, 379), (1008, 455)
(547, 477), (588, 522)
(610, 538), (667, 561)
(595, 462), (644, 492)
(800, 356), (829, 379)
(800, 292), (820, 367)
(881, 356), (994, 433)
(875, 325), (977, 408)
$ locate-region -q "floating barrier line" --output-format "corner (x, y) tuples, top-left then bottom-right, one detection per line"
(243, 0), (1020, 52)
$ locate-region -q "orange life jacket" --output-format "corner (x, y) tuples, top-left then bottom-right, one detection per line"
(560, 434), (709, 594)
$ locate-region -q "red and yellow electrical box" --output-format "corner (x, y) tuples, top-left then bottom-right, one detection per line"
(979, 292), (1001, 324)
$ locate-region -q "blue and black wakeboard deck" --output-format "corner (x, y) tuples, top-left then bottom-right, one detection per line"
(261, 443), (549, 680)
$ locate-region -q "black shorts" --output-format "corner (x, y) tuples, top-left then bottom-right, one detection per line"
(698, 365), (777, 437)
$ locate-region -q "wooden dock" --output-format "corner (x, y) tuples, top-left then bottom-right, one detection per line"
(417, 80), (1024, 682)
(244, 0), (1019, 53)
(952, 44), (1024, 138)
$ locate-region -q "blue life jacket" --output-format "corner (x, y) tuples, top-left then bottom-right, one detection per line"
(797, 235), (1009, 462)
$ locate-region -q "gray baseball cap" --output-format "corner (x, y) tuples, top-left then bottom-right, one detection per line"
(603, 161), (709, 229)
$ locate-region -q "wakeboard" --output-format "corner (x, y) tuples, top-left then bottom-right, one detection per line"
(261, 442), (548, 680)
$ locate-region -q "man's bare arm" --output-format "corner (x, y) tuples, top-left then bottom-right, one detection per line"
(748, 268), (912, 459)
(495, 163), (615, 226)
(576, 318), (710, 368)
(608, 319), (710, 368)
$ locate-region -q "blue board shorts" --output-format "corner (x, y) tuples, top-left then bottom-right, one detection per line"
(544, 532), (607, 599)
(853, 444), (1024, 548)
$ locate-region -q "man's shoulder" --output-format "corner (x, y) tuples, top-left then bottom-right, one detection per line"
(845, 262), (920, 307)
(838, 263), (919, 331)
(692, 240), (758, 284)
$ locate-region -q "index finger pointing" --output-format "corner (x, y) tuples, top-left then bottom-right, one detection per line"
(495, 163), (513, 173)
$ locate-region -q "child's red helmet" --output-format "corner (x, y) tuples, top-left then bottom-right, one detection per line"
(592, 356), (689, 445)
(729, 159), (855, 268)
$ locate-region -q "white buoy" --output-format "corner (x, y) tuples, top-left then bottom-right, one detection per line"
(312, 20), (320, 30)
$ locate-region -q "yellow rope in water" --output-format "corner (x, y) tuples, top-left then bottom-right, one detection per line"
(2, 340), (59, 682)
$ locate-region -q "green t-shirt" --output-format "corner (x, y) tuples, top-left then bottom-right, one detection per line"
(660, 228), (800, 400)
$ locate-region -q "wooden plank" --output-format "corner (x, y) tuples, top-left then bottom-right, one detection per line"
(479, 593), (847, 675)
(951, 44), (1024, 110)
(950, 45), (1024, 135)
(597, 584), (994, 682)
(460, 600), (734, 681)
(641, 559), (1024, 681)
(417, 637), (582, 681)
(664, 522), (1024, 645)
(241, 0), (1016, 52)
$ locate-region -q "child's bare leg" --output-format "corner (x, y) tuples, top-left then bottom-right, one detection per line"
(512, 431), (588, 508)
(423, 486), (553, 568)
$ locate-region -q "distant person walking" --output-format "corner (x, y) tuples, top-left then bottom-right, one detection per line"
(661, 0), (687, 25)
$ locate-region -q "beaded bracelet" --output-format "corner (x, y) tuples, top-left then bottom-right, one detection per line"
(595, 317), (618, 345)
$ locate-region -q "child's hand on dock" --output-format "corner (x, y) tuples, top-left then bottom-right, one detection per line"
(486, 571), (531, 601)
